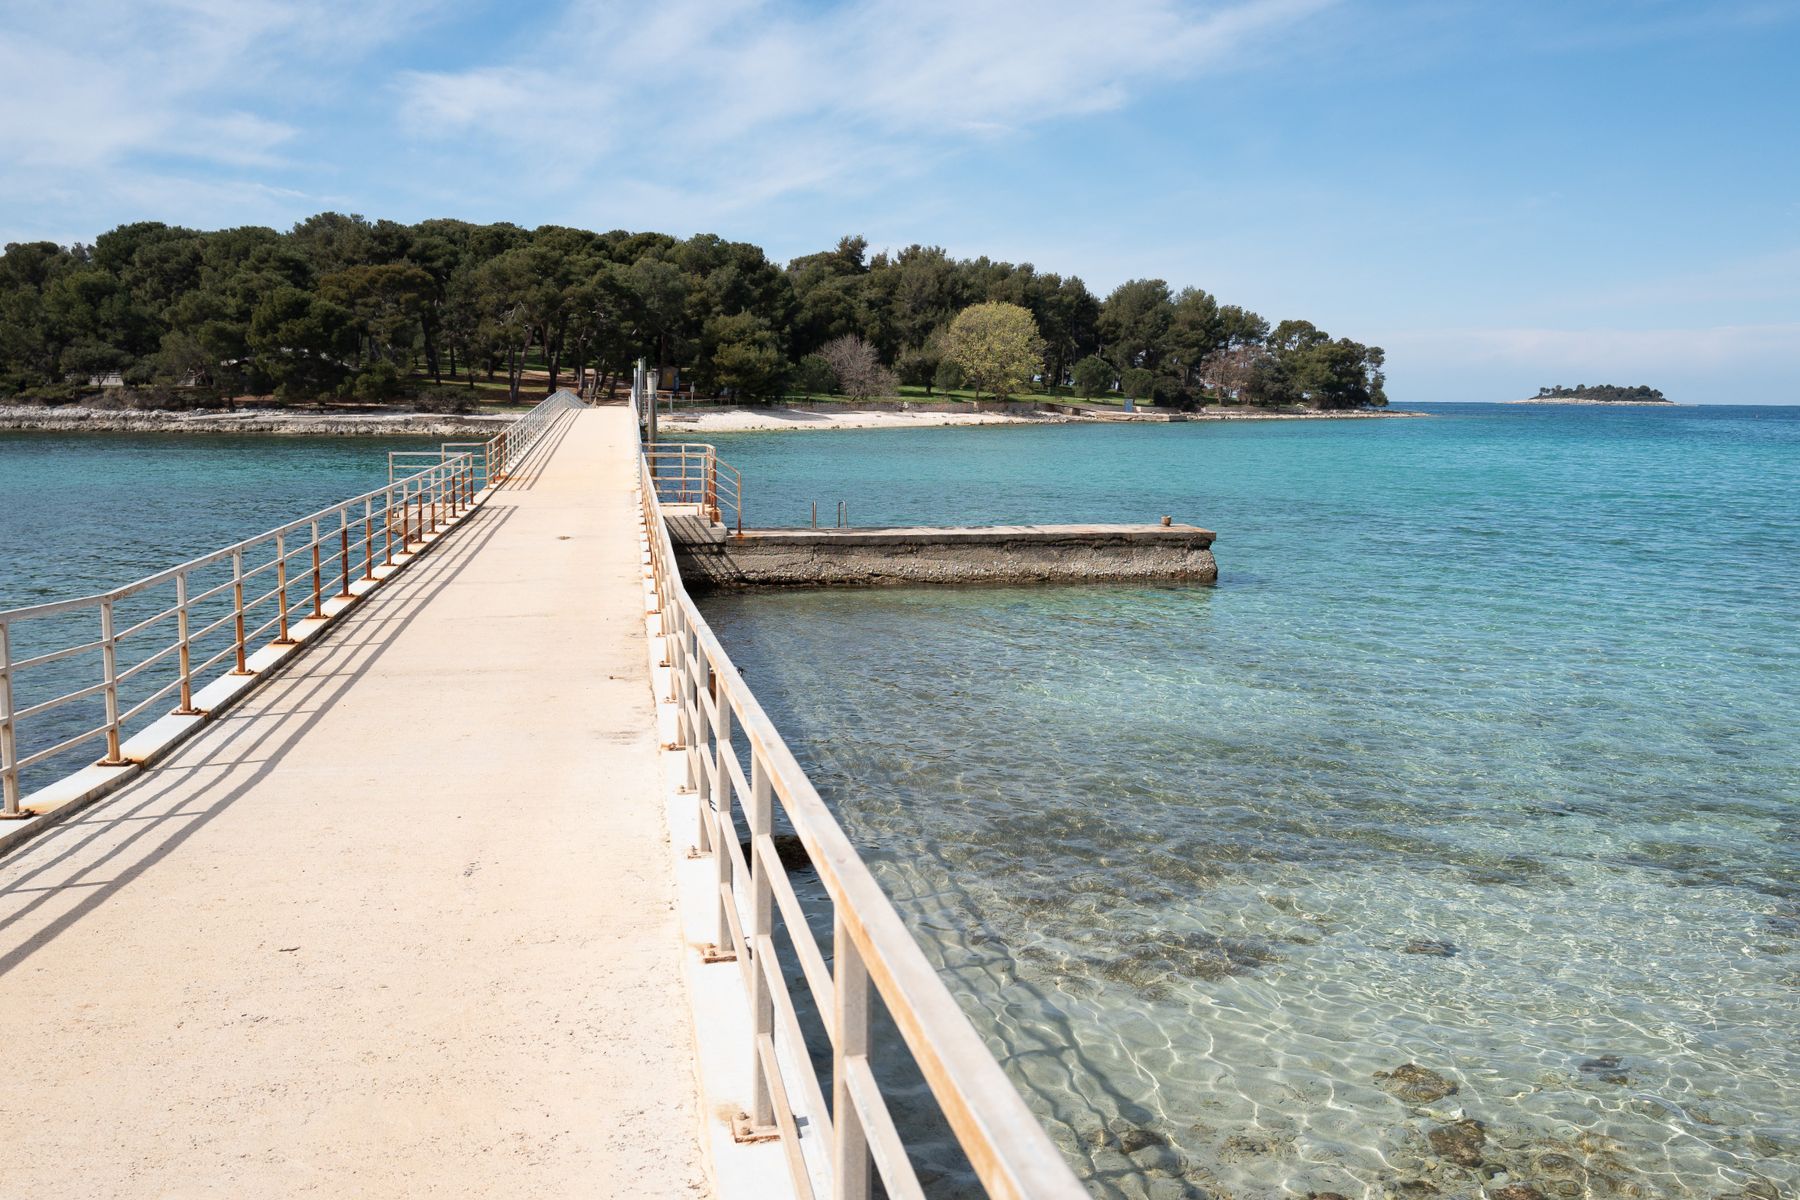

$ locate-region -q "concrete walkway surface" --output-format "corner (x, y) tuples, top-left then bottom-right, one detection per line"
(0, 408), (709, 1198)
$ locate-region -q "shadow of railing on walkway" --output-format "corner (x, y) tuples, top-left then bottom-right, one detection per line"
(0, 503), (518, 973)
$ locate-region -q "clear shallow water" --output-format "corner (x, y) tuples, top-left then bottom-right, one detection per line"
(0, 431), (432, 790)
(1, 411), (1793, 1198)
(696, 405), (1800, 1200)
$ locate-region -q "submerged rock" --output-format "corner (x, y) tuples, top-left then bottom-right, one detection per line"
(1577, 1055), (1631, 1085)
(1403, 938), (1459, 957)
(1427, 1118), (1488, 1167)
(1375, 1062), (1460, 1104)
(740, 832), (814, 873)
(1217, 1131), (1293, 1163)
(1489, 1187), (1546, 1200)
(1117, 1127), (1167, 1155)
(1532, 1153), (1580, 1178)
(1086, 1120), (1170, 1156)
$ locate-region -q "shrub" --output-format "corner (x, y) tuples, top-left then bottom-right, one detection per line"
(353, 361), (403, 402)
(6, 381), (81, 406)
(1071, 355), (1112, 399)
(411, 385), (477, 414)
(790, 355), (837, 398)
(819, 335), (898, 400)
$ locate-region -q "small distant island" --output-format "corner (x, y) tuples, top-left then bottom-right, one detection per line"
(1510, 384), (1673, 405)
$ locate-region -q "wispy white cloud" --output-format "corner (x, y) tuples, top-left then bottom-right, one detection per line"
(0, 0), (438, 240)
(396, 0), (1336, 215)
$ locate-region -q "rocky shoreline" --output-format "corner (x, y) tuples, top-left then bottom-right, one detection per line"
(0, 405), (517, 438)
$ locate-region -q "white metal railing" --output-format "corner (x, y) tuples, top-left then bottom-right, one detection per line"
(644, 441), (743, 534)
(631, 372), (1084, 1199)
(0, 390), (583, 816)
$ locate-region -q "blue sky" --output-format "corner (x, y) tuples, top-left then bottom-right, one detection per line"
(2, 0), (1795, 403)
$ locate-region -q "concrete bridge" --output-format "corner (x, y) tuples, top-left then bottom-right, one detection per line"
(0, 389), (1089, 1199)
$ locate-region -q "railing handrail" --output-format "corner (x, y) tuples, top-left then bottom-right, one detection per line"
(644, 442), (743, 535)
(1, 396), (580, 625)
(0, 390), (583, 816)
(0, 458), (472, 624)
(630, 371), (1085, 1199)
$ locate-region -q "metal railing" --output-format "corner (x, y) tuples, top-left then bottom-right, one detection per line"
(645, 441), (743, 535)
(633, 385), (1084, 1199)
(0, 391), (583, 816)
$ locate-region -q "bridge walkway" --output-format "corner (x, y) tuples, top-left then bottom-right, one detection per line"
(0, 407), (708, 1197)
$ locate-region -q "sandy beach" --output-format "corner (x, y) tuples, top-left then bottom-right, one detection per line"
(659, 407), (1067, 432)
(659, 405), (1424, 432)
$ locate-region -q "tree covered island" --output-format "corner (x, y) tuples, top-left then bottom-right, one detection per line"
(1519, 384), (1671, 404)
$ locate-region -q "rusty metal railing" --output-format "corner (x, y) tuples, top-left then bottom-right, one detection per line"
(631, 385), (1084, 1199)
(645, 442), (742, 535)
(0, 391), (582, 818)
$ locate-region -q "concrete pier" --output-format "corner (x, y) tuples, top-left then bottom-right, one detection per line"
(672, 522), (1218, 590)
(0, 408), (709, 1197)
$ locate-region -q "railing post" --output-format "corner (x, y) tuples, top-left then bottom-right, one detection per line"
(309, 518), (324, 618)
(747, 751), (775, 1126)
(274, 532), (295, 645)
(713, 694), (734, 944)
(0, 621), (20, 816)
(231, 548), (249, 674)
(691, 637), (712, 851)
(833, 917), (872, 1200)
(98, 599), (124, 764)
(363, 497), (375, 580)
(384, 491), (396, 566)
(174, 572), (198, 714)
(338, 508), (353, 599)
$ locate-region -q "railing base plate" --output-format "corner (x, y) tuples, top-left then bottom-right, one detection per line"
(730, 1113), (779, 1145)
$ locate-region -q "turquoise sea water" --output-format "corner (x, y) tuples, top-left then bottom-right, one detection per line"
(0, 431), (432, 790)
(0, 409), (1794, 1198)
(694, 405), (1799, 1199)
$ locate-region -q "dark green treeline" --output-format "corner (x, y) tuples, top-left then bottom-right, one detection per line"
(0, 215), (1385, 409)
